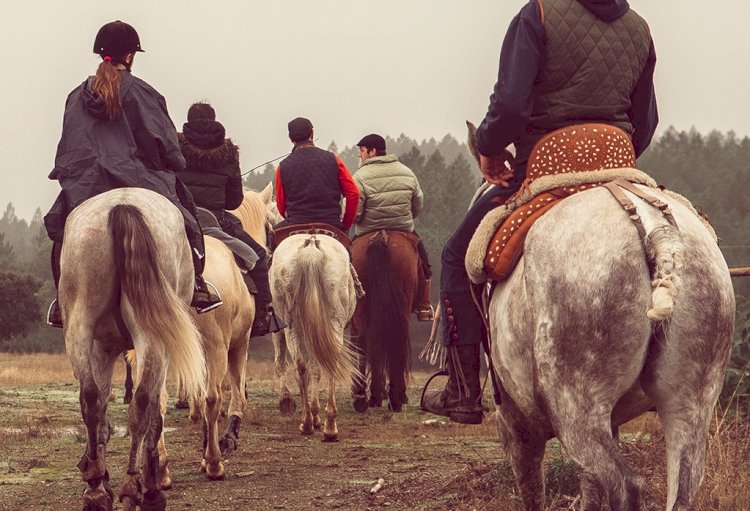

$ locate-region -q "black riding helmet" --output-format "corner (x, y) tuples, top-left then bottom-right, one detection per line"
(93, 21), (144, 59)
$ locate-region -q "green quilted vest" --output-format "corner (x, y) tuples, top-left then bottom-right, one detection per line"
(530, 0), (651, 135)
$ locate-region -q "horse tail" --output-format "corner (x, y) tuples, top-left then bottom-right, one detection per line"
(363, 232), (411, 384)
(645, 224), (684, 322)
(109, 205), (206, 400)
(290, 238), (358, 384)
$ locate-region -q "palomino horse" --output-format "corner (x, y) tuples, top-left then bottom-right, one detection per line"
(267, 232), (360, 441)
(60, 188), (206, 511)
(350, 230), (418, 413)
(464, 125), (735, 510)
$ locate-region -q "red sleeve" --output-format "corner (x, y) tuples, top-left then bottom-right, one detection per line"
(336, 156), (359, 230)
(274, 166), (287, 218)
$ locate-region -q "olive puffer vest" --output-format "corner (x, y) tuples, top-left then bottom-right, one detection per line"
(529, 0), (651, 136)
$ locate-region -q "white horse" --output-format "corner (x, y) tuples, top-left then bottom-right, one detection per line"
(465, 128), (735, 510)
(61, 188), (206, 511)
(269, 231), (360, 441)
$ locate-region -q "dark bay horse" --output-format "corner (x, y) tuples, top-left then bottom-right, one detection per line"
(351, 230), (421, 412)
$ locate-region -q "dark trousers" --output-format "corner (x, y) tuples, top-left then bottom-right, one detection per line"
(220, 212), (272, 307)
(440, 175), (524, 347)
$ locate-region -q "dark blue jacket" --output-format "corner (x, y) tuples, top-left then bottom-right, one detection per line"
(475, 0), (658, 168)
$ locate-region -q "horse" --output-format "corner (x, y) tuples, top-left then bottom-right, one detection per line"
(60, 187), (206, 511)
(267, 232), (360, 441)
(462, 125), (735, 510)
(350, 230), (418, 413)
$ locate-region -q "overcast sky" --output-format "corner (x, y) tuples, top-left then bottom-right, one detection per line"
(1, 1), (748, 221)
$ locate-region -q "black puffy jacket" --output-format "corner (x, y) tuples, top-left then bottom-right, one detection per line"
(178, 120), (243, 213)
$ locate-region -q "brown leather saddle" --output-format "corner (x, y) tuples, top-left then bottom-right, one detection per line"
(274, 222), (352, 249)
(484, 123), (637, 281)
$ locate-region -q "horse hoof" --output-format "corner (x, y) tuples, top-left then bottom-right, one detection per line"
(352, 396), (368, 413)
(160, 474), (173, 491)
(389, 402), (403, 413)
(279, 397), (296, 416)
(174, 399), (189, 410)
(299, 424), (314, 436)
(200, 459), (207, 473)
(205, 464), (226, 481)
(322, 433), (339, 443)
(368, 397), (382, 408)
(219, 434), (238, 455)
(140, 490), (167, 511)
(123, 392), (133, 405)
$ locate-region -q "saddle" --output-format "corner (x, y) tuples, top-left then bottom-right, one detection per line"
(274, 222), (352, 249)
(482, 124), (640, 281)
(351, 229), (421, 250)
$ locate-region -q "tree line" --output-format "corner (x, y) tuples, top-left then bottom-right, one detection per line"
(2, 127), (748, 373)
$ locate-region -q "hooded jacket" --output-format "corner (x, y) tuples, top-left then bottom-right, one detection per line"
(177, 120), (243, 213)
(44, 71), (193, 242)
(352, 155), (423, 236)
(475, 0), (657, 171)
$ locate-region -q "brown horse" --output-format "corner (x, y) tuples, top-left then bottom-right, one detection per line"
(350, 230), (420, 412)
(61, 188), (206, 511)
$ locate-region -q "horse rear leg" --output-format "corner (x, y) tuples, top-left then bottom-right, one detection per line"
(120, 351), (168, 511)
(643, 328), (731, 510)
(555, 410), (645, 511)
(274, 331), (296, 415)
(351, 324), (369, 413)
(295, 356), (315, 435)
(67, 321), (118, 511)
(323, 377), (339, 442)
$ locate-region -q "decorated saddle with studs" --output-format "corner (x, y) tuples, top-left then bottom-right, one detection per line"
(470, 123), (657, 283)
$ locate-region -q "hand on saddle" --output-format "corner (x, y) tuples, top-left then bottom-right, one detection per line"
(480, 150), (514, 187)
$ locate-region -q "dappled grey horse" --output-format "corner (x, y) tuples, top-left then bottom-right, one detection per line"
(61, 188), (206, 511)
(466, 127), (735, 511)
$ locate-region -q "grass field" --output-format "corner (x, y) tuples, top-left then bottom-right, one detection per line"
(0, 352), (748, 510)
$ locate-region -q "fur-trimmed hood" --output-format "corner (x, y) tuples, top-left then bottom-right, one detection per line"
(178, 130), (239, 170)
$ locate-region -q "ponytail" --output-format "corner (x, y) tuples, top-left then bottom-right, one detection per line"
(92, 59), (123, 120)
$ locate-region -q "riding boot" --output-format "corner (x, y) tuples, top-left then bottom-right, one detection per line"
(188, 237), (223, 314)
(246, 257), (285, 337)
(413, 236), (434, 321)
(420, 343), (484, 424)
(47, 241), (63, 328)
(415, 278), (435, 322)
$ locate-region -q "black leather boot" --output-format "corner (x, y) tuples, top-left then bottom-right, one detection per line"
(420, 344), (484, 424)
(250, 303), (285, 338)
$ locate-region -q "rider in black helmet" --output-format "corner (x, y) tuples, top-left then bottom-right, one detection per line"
(45, 20), (223, 327)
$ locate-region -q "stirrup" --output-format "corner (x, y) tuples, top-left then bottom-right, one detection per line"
(416, 305), (435, 322)
(419, 370), (449, 410)
(46, 299), (63, 328)
(194, 280), (223, 314)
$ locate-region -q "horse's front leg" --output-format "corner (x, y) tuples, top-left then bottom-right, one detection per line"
(274, 331), (296, 415)
(322, 377), (339, 442)
(219, 339), (249, 456)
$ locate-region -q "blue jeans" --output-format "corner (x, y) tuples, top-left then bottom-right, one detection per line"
(440, 174), (524, 347)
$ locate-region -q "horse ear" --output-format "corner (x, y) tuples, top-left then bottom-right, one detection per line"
(466, 121), (480, 165)
(260, 182), (273, 204)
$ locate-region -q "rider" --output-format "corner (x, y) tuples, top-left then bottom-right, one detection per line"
(421, 0), (658, 424)
(44, 21), (223, 327)
(274, 117), (359, 232)
(177, 101), (283, 337)
(352, 133), (434, 321)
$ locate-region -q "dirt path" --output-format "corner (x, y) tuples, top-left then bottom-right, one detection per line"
(0, 354), (747, 510)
